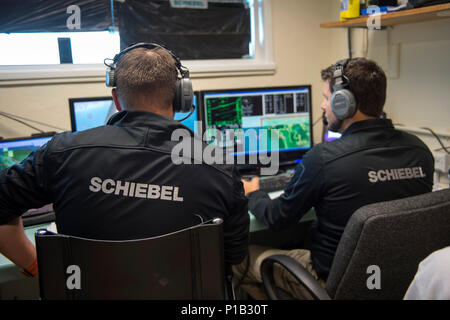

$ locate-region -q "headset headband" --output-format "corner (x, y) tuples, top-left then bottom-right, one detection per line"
(330, 58), (356, 120)
(333, 59), (350, 92)
(109, 42), (189, 79)
(104, 42), (194, 114)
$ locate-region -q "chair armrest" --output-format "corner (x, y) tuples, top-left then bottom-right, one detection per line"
(260, 254), (331, 300)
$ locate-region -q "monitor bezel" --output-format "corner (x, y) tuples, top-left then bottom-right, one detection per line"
(0, 133), (55, 144)
(199, 85), (313, 168)
(68, 96), (114, 132)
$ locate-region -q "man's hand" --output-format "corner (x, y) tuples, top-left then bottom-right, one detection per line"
(0, 217), (37, 272)
(241, 176), (260, 195)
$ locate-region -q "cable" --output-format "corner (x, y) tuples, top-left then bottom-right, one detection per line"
(395, 123), (450, 155)
(434, 146), (450, 153)
(312, 114), (324, 127)
(0, 112), (45, 133)
(420, 127), (450, 154)
(0, 111), (66, 132)
(176, 105), (196, 123)
(347, 28), (352, 59)
(363, 28), (370, 58)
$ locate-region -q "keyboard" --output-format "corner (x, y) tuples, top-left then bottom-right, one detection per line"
(22, 203), (56, 227)
(258, 171), (294, 193)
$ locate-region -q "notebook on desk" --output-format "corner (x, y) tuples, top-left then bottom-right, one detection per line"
(0, 134), (56, 226)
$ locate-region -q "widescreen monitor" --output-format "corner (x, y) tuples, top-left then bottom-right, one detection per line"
(0, 134), (55, 218)
(69, 93), (200, 133)
(0, 135), (53, 171)
(200, 86), (313, 167)
(69, 96), (115, 132)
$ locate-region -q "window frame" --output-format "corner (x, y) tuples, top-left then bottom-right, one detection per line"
(0, 0), (274, 81)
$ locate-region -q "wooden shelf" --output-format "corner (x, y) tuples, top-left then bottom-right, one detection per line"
(320, 3), (450, 28)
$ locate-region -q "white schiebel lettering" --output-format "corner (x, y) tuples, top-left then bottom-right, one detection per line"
(88, 177), (184, 202)
(368, 167), (426, 183)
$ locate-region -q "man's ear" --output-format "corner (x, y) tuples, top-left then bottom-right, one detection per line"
(112, 89), (122, 112)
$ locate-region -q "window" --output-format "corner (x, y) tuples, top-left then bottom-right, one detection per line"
(0, 31), (120, 65)
(0, 0), (274, 81)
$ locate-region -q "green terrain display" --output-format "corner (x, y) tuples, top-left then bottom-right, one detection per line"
(206, 97), (243, 127)
(261, 115), (310, 149)
(0, 148), (32, 171)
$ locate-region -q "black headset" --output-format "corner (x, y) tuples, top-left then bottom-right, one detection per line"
(104, 43), (194, 114)
(331, 59), (357, 120)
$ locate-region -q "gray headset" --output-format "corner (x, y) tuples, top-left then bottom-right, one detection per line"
(104, 43), (193, 113)
(331, 59), (357, 120)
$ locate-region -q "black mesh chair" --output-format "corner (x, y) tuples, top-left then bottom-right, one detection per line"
(35, 218), (232, 300)
(261, 188), (450, 300)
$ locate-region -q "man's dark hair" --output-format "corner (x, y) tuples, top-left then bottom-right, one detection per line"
(115, 47), (178, 109)
(321, 58), (387, 117)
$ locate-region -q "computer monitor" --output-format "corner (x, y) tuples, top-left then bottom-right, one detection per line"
(0, 135), (54, 171)
(0, 134), (55, 220)
(69, 92), (200, 134)
(69, 96), (116, 132)
(200, 85), (313, 168)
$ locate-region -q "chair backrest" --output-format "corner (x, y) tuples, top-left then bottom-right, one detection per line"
(326, 188), (450, 300)
(35, 219), (227, 300)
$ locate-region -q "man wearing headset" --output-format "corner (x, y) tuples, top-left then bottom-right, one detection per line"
(0, 44), (249, 278)
(236, 58), (434, 299)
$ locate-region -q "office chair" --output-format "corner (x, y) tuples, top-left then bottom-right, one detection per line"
(35, 218), (231, 300)
(261, 188), (450, 300)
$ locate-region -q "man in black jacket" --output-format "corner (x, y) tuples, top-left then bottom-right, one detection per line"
(0, 44), (249, 278)
(235, 58), (434, 299)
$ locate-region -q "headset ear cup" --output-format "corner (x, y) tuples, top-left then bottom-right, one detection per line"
(106, 68), (115, 87)
(331, 89), (356, 120)
(173, 79), (182, 113)
(173, 78), (193, 113)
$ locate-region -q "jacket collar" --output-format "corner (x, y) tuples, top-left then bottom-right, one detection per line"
(342, 118), (394, 137)
(107, 110), (191, 133)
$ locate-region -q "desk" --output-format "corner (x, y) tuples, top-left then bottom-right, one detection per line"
(0, 223), (50, 299)
(249, 190), (317, 248)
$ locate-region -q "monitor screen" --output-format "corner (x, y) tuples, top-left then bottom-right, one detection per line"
(69, 97), (116, 132)
(0, 135), (53, 171)
(200, 86), (313, 167)
(69, 92), (200, 134)
(0, 134), (55, 218)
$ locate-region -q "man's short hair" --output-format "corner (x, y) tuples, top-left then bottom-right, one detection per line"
(115, 47), (178, 110)
(321, 58), (387, 117)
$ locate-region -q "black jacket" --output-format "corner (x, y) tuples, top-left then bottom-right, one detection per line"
(248, 119), (434, 279)
(0, 111), (249, 265)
